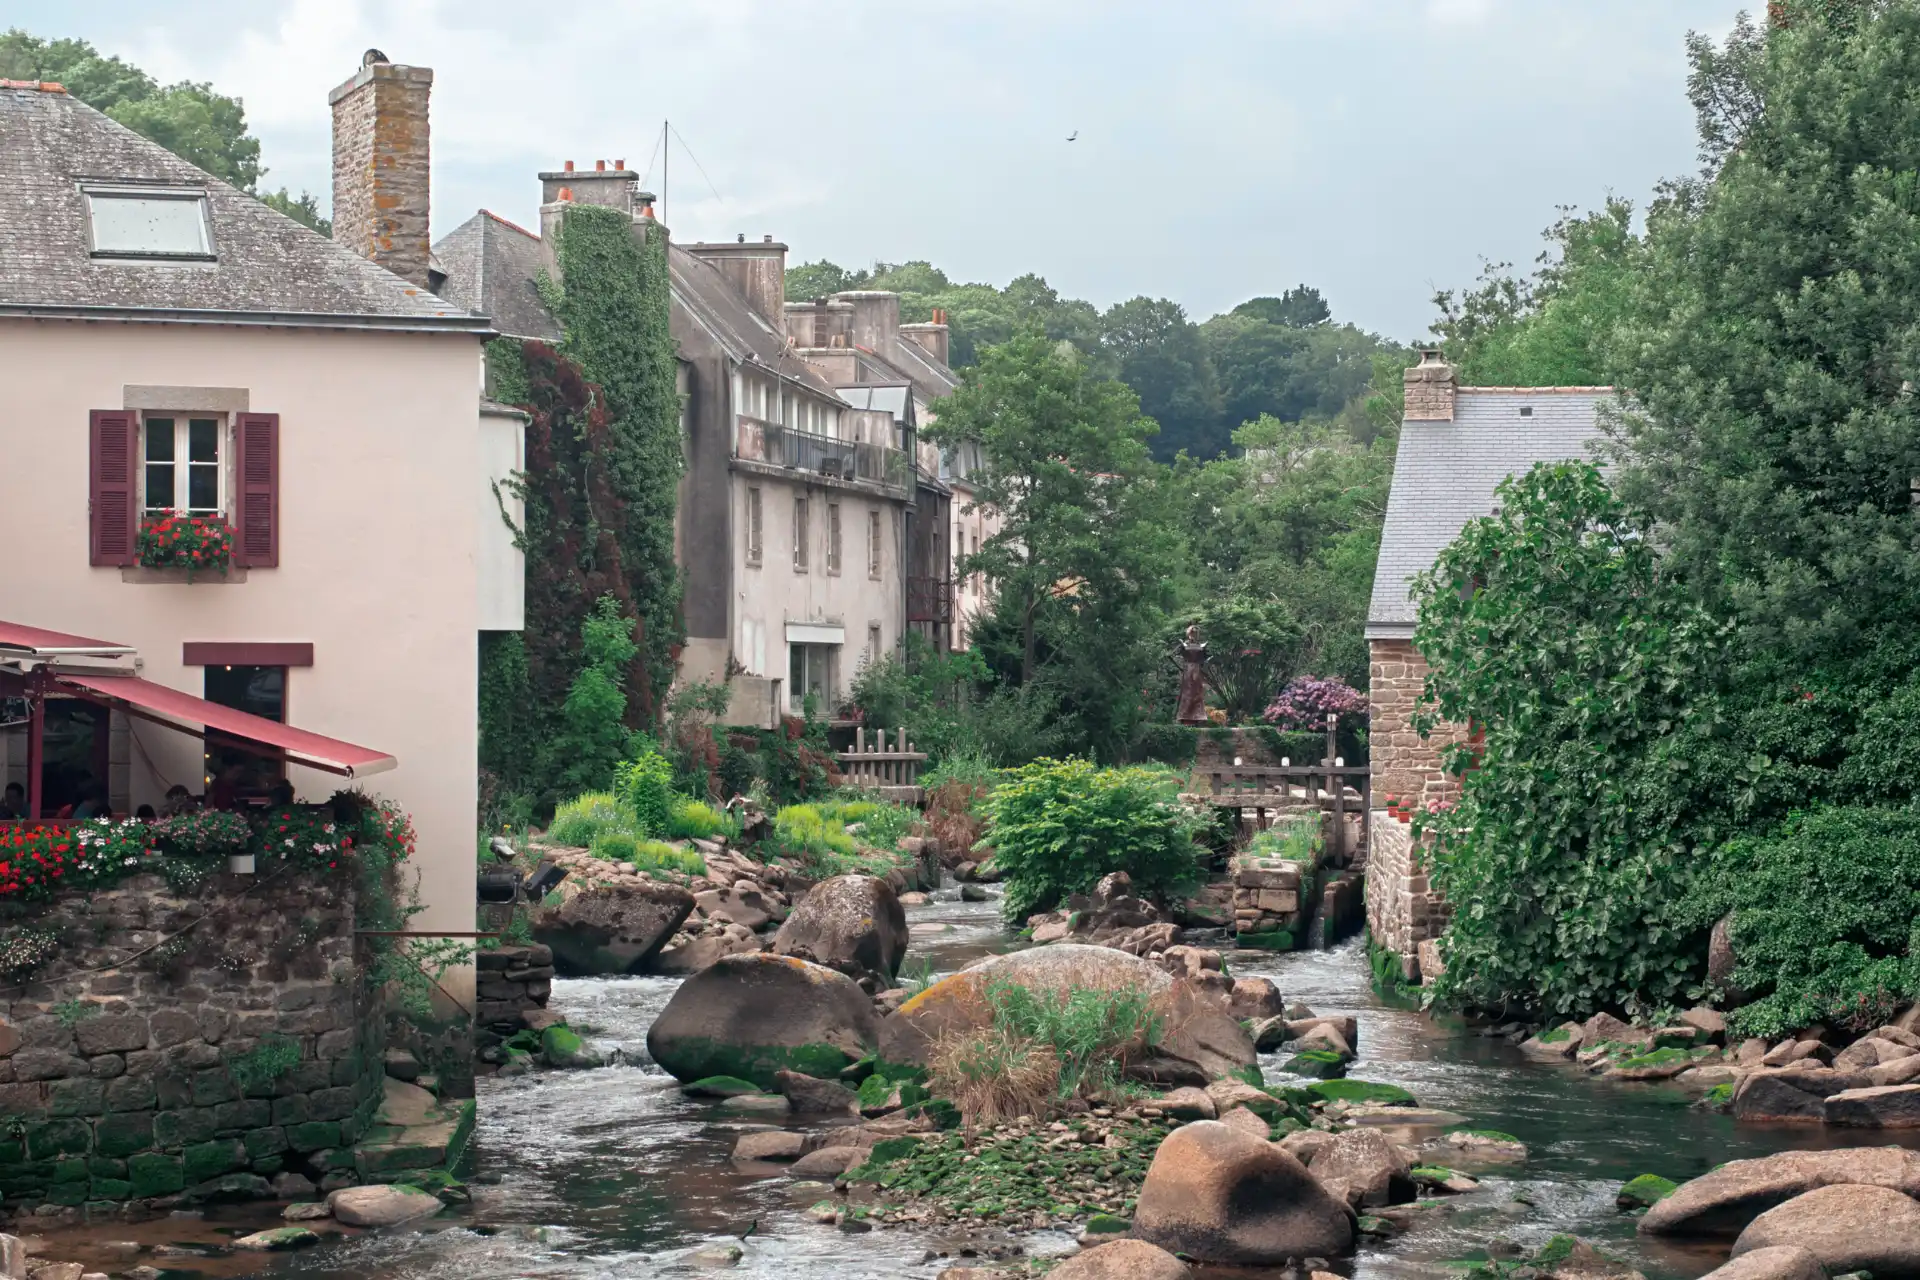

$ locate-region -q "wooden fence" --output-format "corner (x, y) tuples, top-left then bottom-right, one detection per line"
(1188, 715), (1369, 865)
(835, 727), (928, 792)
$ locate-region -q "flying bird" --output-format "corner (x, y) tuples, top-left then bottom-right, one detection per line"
(1066, 131), (1078, 142)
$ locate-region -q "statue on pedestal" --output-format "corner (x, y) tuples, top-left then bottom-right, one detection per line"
(1175, 625), (1209, 726)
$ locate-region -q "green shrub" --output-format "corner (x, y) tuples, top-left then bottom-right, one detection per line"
(823, 796), (918, 850)
(1695, 804), (1920, 1039)
(769, 804), (861, 861)
(547, 792), (636, 847)
(920, 751), (1000, 794)
(664, 797), (728, 841)
(980, 758), (1205, 922)
(590, 830), (704, 878)
(613, 745), (676, 836)
(1248, 818), (1320, 866)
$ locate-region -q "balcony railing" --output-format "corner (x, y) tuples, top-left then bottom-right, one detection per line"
(735, 417), (912, 491)
(907, 575), (954, 624)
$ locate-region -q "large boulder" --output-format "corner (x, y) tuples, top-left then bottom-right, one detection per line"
(1699, 1246), (1828, 1280)
(1731, 1183), (1920, 1276)
(649, 930), (762, 976)
(531, 881), (694, 975)
(1227, 977), (1286, 1021)
(1731, 1068), (1870, 1123)
(1823, 1083), (1920, 1127)
(1131, 1121), (1354, 1262)
(326, 1185), (442, 1227)
(1641, 1146), (1920, 1237)
(695, 886), (779, 933)
(646, 953), (879, 1089)
(771, 875), (909, 983)
(1310, 1127), (1412, 1209)
(877, 944), (1256, 1085)
(1050, 1240), (1191, 1280)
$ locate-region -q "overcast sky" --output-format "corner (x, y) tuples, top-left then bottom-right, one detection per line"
(18, 0), (1745, 340)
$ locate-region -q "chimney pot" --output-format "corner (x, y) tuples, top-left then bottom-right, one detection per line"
(763, 234), (773, 243)
(596, 159), (607, 172)
(614, 158), (625, 170)
(558, 186), (573, 202)
(564, 160), (574, 172)
(737, 232), (746, 243)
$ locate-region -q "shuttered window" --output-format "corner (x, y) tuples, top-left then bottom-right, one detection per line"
(746, 487), (763, 565)
(233, 412), (280, 568)
(826, 503), (842, 574)
(89, 410), (139, 566)
(868, 509), (882, 579)
(793, 498), (809, 572)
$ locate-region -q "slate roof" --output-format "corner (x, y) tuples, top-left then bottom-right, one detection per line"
(1367, 388), (1610, 639)
(0, 83), (484, 329)
(432, 211), (561, 342)
(666, 247), (844, 401)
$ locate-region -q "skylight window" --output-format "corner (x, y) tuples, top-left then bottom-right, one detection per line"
(85, 187), (213, 260)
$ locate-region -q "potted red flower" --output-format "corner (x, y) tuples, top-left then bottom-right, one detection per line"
(137, 510), (235, 581)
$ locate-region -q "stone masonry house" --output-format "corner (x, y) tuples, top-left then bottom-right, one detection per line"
(1365, 352), (1606, 979)
(436, 164), (980, 720)
(0, 61), (517, 985)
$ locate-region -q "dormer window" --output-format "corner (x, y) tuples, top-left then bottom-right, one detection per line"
(84, 185), (214, 261)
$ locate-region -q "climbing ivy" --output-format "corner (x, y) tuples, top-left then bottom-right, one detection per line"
(479, 205), (683, 812)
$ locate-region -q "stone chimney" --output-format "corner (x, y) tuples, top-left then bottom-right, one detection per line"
(329, 50), (433, 290)
(1403, 349), (1457, 422)
(835, 290), (901, 360)
(901, 308), (951, 366)
(684, 236), (786, 330)
(784, 298), (855, 349)
(539, 158), (637, 213)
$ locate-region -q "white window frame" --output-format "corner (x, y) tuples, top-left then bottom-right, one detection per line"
(793, 496), (810, 572)
(83, 184), (214, 261)
(141, 412), (226, 519)
(746, 487), (763, 565)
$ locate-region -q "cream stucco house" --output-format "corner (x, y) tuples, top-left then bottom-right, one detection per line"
(0, 65), (519, 976)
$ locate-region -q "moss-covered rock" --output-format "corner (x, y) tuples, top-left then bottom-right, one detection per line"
(1616, 1173), (1678, 1211)
(646, 954), (880, 1089)
(540, 1024), (603, 1069)
(1285, 1049), (1348, 1079)
(680, 1075), (765, 1098)
(1308, 1078), (1415, 1107)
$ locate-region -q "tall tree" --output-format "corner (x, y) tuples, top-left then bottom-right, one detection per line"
(1610, 0), (1920, 669)
(927, 330), (1184, 755)
(1100, 296), (1222, 461)
(1233, 285), (1331, 329)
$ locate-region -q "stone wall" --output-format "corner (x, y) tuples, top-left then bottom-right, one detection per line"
(1367, 637), (1466, 978)
(0, 870), (385, 1223)
(475, 944), (553, 1035)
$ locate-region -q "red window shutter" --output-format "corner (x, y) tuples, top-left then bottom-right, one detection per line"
(234, 412), (280, 568)
(89, 409), (138, 567)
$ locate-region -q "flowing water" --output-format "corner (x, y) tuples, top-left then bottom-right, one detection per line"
(35, 886), (1920, 1279)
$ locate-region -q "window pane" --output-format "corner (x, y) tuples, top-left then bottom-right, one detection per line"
(145, 420), (175, 461)
(188, 419), (219, 462)
(88, 194), (211, 256)
(145, 464), (174, 513)
(187, 463), (218, 512)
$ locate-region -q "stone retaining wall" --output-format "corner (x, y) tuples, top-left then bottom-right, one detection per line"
(0, 869), (385, 1224)
(475, 944), (553, 1034)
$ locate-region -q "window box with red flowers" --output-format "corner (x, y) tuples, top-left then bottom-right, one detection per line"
(135, 510), (235, 582)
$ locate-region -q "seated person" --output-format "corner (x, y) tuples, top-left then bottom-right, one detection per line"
(267, 778), (296, 807)
(70, 788), (108, 820)
(135, 803), (157, 820)
(161, 784), (197, 816)
(0, 781), (23, 819)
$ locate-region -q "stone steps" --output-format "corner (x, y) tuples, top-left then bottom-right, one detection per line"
(351, 1078), (475, 1182)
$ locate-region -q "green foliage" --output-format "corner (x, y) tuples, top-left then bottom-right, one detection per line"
(1695, 805), (1920, 1038)
(1618, 1173), (1679, 1210)
(613, 744), (675, 836)
(762, 801), (906, 877)
(553, 596), (639, 797)
(663, 798), (730, 841)
(1180, 594), (1309, 724)
(979, 758), (1204, 922)
(984, 976), (1164, 1102)
(52, 998), (95, 1028)
(477, 630), (536, 801)
(1307, 1079), (1415, 1107)
(1415, 463), (1728, 1020)
(588, 831), (706, 879)
(1247, 818), (1320, 866)
(851, 635), (1068, 767)
(226, 1035), (301, 1093)
(545, 792), (633, 848)
(257, 189), (330, 235)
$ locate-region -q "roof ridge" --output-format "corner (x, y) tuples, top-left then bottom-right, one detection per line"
(482, 209), (539, 241)
(0, 79), (66, 93)
(1459, 385), (1614, 394)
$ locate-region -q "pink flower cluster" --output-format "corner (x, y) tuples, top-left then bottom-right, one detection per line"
(1262, 676), (1367, 730)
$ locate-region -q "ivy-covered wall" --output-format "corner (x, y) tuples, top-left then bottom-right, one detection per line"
(481, 204), (684, 812)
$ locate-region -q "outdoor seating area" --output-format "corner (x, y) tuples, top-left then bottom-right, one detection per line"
(0, 619), (393, 824)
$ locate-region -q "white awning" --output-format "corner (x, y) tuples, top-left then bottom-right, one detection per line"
(785, 623), (845, 646)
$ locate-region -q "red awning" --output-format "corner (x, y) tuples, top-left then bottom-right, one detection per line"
(55, 672), (397, 778)
(0, 620), (134, 657)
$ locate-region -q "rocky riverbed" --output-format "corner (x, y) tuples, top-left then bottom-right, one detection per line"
(13, 895), (1920, 1279)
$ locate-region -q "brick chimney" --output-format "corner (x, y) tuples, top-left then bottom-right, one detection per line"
(1403, 350), (1457, 422)
(329, 50), (433, 289)
(901, 308), (951, 366)
(835, 290), (901, 359)
(684, 236), (786, 330)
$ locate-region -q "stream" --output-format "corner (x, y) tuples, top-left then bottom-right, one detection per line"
(39, 885), (1920, 1278)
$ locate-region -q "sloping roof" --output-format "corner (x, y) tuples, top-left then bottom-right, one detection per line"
(667, 245), (843, 401)
(884, 334), (962, 403)
(1367, 388), (1609, 639)
(432, 211), (562, 342)
(0, 83), (482, 329)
